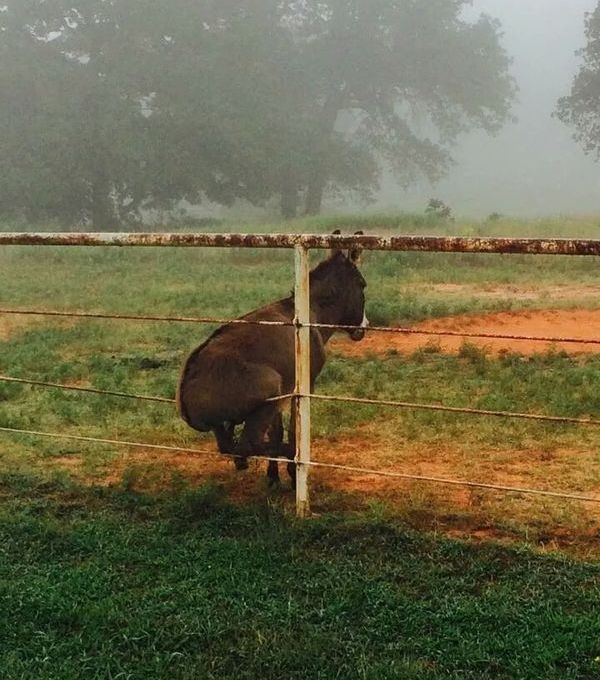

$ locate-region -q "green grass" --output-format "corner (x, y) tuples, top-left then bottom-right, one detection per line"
(1, 478), (599, 680)
(2, 214), (600, 676)
(1, 213), (600, 503)
(1, 214), (600, 473)
(3, 323), (600, 460)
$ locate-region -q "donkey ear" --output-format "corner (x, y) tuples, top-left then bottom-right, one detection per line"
(349, 230), (363, 265)
(329, 229), (343, 258)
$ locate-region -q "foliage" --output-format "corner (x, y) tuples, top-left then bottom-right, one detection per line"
(0, 0), (156, 226)
(556, 4), (600, 157)
(282, 0), (516, 215)
(425, 198), (453, 220)
(0, 1), (516, 225)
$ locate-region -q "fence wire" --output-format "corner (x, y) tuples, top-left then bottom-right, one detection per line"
(1, 373), (597, 427)
(2, 231), (600, 512)
(1, 424), (599, 505)
(0, 307), (291, 328)
(2, 306), (600, 346)
(0, 375), (175, 403)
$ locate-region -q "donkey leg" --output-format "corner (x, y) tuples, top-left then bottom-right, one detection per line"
(213, 422), (236, 454)
(235, 402), (281, 471)
(213, 422), (249, 469)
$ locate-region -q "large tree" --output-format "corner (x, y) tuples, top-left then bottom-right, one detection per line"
(0, 0), (516, 224)
(556, 5), (600, 158)
(0, 0), (314, 225)
(274, 0), (517, 215)
(0, 0), (158, 226)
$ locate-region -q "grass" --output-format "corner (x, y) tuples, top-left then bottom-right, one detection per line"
(1, 214), (600, 510)
(2, 213), (600, 676)
(1, 478), (599, 680)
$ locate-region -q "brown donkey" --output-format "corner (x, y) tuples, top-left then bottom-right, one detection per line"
(177, 233), (368, 487)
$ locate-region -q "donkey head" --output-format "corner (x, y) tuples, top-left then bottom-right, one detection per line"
(310, 231), (368, 341)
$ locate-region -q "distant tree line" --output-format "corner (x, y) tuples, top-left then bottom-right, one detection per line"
(0, 0), (517, 227)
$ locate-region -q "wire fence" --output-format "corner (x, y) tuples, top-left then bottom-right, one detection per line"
(1, 425), (599, 505)
(2, 232), (600, 514)
(2, 373), (600, 427)
(2, 306), (600, 346)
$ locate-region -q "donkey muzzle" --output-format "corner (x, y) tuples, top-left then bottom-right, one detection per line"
(349, 313), (369, 342)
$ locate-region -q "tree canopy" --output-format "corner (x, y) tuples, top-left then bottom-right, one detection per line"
(556, 5), (600, 160)
(0, 0), (516, 226)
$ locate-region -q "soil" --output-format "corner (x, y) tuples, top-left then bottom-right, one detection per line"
(331, 308), (600, 357)
(0, 316), (38, 340)
(7, 307), (600, 556)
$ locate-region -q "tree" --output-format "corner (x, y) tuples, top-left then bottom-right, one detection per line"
(0, 0), (314, 224)
(556, 5), (600, 158)
(0, 0), (164, 226)
(275, 0), (517, 215)
(0, 0), (516, 224)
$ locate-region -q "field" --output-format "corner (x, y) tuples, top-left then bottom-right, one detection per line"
(1, 214), (600, 678)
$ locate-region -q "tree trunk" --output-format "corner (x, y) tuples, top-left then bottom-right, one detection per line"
(303, 89), (345, 216)
(280, 165), (298, 219)
(304, 170), (325, 216)
(91, 171), (116, 230)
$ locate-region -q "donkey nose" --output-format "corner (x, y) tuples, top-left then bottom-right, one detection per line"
(349, 313), (368, 341)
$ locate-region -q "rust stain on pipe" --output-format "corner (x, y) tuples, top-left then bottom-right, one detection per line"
(2, 232), (600, 255)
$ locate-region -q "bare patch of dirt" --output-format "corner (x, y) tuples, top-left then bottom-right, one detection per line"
(332, 309), (600, 356)
(0, 316), (39, 341)
(0, 314), (76, 342)
(52, 431), (599, 557)
(18, 306), (600, 557)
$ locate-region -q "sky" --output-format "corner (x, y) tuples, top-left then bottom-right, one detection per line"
(379, 0), (600, 218)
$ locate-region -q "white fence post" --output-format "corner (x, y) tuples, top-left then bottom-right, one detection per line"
(294, 244), (311, 518)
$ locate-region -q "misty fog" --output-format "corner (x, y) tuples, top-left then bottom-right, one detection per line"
(3, 1), (600, 225)
(380, 0), (600, 218)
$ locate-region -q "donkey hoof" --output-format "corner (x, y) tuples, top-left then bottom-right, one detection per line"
(233, 456), (249, 471)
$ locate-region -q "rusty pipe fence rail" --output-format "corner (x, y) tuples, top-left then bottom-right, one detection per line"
(4, 231), (600, 254)
(2, 231), (600, 516)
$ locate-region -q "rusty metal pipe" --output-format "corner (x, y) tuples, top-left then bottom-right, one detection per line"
(3, 232), (600, 255)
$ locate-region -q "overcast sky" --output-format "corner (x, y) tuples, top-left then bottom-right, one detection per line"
(380, 0), (600, 218)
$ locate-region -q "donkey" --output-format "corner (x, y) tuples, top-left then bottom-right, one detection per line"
(176, 232), (368, 487)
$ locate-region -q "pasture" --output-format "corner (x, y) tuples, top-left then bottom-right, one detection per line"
(1, 214), (600, 677)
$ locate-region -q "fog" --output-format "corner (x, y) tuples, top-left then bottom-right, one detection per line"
(379, 0), (600, 218)
(3, 1), (600, 225)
